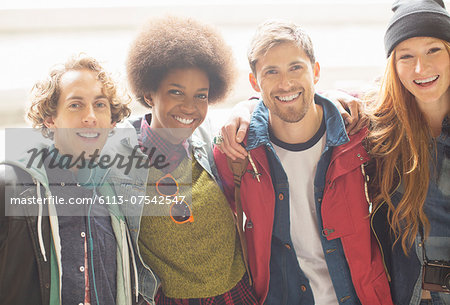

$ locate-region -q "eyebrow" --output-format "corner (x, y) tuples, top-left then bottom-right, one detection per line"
(289, 61), (303, 66)
(169, 83), (209, 91)
(397, 41), (442, 52)
(262, 65), (278, 71)
(66, 95), (107, 101)
(262, 61), (303, 70)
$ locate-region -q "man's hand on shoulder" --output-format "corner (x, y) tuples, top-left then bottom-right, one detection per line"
(215, 98), (258, 160)
(321, 90), (369, 135)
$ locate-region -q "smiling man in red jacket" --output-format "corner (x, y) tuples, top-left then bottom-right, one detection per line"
(214, 19), (393, 305)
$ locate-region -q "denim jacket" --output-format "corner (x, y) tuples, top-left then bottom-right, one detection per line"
(246, 94), (360, 304)
(104, 115), (219, 305)
(371, 117), (450, 305)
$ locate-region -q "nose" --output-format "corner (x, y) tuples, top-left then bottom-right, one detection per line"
(278, 73), (293, 91)
(414, 57), (427, 74)
(180, 97), (196, 113)
(82, 104), (97, 126)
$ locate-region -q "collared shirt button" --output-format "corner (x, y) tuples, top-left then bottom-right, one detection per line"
(80, 232), (86, 238)
(284, 243), (291, 249)
(76, 183), (81, 187)
(278, 193), (284, 200)
(300, 285), (307, 292)
(79, 266), (85, 272)
(60, 182), (65, 186)
(45, 282), (50, 289)
(318, 197), (322, 203)
(357, 153), (361, 157)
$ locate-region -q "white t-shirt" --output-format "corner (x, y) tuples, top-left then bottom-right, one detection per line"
(271, 125), (339, 305)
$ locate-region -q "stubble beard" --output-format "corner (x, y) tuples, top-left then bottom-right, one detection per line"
(271, 92), (312, 123)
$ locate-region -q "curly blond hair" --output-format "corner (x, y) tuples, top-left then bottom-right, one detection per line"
(27, 54), (131, 138)
(127, 15), (236, 107)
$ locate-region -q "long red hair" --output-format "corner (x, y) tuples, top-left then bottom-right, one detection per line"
(367, 40), (450, 254)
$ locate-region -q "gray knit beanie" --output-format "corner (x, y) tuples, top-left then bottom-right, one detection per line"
(384, 0), (450, 58)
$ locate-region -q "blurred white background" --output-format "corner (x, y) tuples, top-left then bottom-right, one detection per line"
(1, 0), (449, 158)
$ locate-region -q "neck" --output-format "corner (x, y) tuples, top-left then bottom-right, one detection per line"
(269, 103), (323, 144)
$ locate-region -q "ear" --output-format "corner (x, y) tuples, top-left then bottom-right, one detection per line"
(313, 62), (320, 85)
(143, 94), (154, 107)
(43, 116), (56, 129)
(249, 73), (261, 92)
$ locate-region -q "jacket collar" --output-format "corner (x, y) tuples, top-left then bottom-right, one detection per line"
(246, 93), (349, 150)
(246, 101), (271, 150)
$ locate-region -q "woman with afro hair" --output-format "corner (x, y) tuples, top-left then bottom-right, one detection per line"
(108, 15), (258, 305)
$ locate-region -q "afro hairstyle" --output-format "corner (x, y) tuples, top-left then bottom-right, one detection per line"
(127, 15), (237, 107)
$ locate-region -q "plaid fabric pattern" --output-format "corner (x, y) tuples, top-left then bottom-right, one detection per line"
(139, 114), (190, 173)
(153, 274), (257, 305)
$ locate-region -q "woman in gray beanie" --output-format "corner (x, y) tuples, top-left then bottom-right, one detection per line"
(368, 0), (449, 305)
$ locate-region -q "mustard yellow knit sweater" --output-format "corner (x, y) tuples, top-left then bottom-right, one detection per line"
(139, 158), (245, 298)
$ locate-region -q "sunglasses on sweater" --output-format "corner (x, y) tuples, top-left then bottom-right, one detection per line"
(156, 173), (193, 224)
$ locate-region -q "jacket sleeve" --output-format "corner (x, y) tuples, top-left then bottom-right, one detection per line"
(0, 163), (36, 251)
(0, 164), (48, 305)
(0, 164), (29, 223)
(213, 146), (237, 212)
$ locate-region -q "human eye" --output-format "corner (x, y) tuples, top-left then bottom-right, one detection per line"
(68, 102), (81, 109)
(265, 69), (278, 75)
(196, 93), (208, 101)
(291, 64), (302, 71)
(398, 53), (413, 60)
(95, 98), (109, 108)
(428, 47), (442, 54)
(169, 89), (183, 96)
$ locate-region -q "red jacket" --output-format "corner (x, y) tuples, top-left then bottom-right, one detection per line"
(213, 128), (393, 305)
(321, 128), (392, 305)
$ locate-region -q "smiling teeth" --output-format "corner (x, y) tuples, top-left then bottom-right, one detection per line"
(277, 93), (299, 102)
(78, 132), (99, 138)
(414, 75), (438, 84)
(174, 116), (194, 125)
